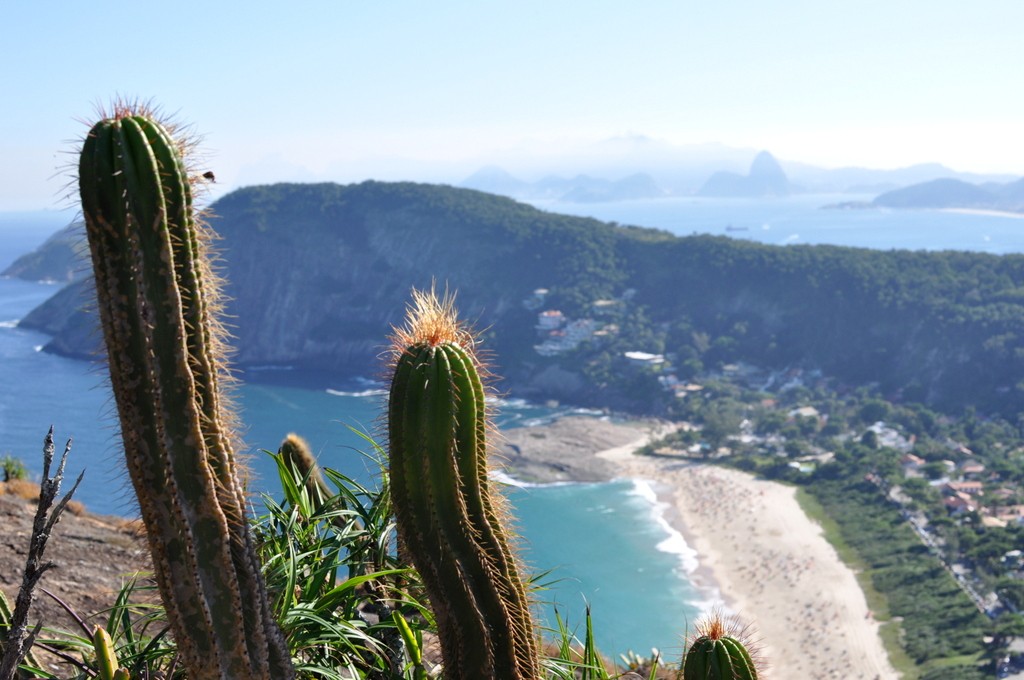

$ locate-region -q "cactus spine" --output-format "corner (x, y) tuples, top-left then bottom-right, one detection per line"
(387, 289), (540, 680)
(681, 614), (762, 680)
(78, 104), (293, 680)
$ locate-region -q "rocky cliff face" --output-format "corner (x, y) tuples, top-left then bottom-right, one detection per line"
(20, 181), (623, 401)
(2, 223), (88, 283)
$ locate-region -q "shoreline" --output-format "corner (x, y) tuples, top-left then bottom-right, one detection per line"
(498, 416), (899, 679)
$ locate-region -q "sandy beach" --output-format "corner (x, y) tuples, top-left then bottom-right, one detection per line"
(500, 417), (899, 679)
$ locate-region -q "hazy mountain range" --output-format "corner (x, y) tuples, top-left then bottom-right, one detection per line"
(459, 138), (1017, 203)
(872, 177), (1024, 212)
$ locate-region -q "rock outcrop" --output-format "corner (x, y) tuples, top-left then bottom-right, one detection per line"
(698, 150), (792, 197)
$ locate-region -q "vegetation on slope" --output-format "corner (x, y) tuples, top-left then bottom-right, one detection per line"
(17, 181), (1024, 417)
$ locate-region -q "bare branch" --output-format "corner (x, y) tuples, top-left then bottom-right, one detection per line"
(0, 429), (82, 680)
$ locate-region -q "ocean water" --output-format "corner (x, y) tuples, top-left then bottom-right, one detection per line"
(0, 210), (707, 656)
(531, 194), (1024, 254)
(3, 196), (1020, 658)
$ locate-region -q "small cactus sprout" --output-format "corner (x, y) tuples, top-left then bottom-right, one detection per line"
(78, 103), (293, 680)
(681, 612), (763, 680)
(278, 433), (331, 513)
(91, 626), (120, 680)
(387, 288), (540, 680)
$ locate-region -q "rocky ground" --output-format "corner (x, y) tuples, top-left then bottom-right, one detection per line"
(496, 415), (666, 483)
(0, 483), (151, 670)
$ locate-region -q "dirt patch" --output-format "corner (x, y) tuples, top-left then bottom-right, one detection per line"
(0, 488), (151, 647)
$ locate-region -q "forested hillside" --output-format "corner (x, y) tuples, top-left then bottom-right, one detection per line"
(16, 181), (1024, 416)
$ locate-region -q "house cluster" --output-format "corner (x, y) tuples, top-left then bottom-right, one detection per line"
(657, 372), (703, 399)
(524, 288), (622, 357)
(658, 362), (771, 400)
(902, 452), (1024, 526)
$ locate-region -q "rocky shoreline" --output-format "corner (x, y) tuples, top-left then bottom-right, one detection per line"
(495, 415), (671, 484)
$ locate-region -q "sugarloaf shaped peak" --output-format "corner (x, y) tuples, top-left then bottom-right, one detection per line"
(698, 150), (792, 197)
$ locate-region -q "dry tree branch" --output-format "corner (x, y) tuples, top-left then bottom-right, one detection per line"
(0, 427), (83, 680)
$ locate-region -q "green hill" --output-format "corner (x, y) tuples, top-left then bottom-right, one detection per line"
(18, 181), (1024, 416)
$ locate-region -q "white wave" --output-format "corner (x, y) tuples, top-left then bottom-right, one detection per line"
(33, 345), (43, 352)
(325, 388), (387, 398)
(489, 468), (576, 489)
(627, 479), (699, 572)
(630, 477), (658, 504)
(626, 478), (730, 613)
(0, 319), (18, 328)
(520, 417), (551, 427)
(570, 407), (605, 417)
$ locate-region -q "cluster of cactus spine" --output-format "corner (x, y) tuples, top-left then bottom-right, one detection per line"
(78, 104), (293, 680)
(387, 288), (541, 680)
(680, 613), (762, 680)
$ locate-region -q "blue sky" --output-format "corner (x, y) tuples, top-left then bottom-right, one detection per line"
(2, 1), (1023, 211)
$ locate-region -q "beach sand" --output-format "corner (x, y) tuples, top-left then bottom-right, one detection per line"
(500, 417), (900, 679)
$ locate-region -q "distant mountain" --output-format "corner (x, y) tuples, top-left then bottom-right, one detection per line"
(871, 177), (1024, 212)
(697, 151), (791, 197)
(459, 166), (531, 196)
(459, 169), (665, 202)
(2, 223), (87, 283)
(995, 178), (1024, 209)
(782, 161), (1017, 195)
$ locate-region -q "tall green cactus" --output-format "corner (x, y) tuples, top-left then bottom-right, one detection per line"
(78, 104), (293, 680)
(387, 289), (540, 680)
(681, 613), (762, 680)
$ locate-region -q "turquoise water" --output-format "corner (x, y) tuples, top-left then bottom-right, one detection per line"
(0, 278), (706, 658)
(4, 196), (1022, 657)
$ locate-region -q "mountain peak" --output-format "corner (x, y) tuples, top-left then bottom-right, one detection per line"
(697, 150), (791, 197)
(750, 151), (785, 179)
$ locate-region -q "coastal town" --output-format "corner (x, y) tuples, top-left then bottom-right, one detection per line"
(526, 285), (1024, 677)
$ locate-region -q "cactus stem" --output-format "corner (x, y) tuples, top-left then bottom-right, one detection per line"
(387, 287), (539, 680)
(79, 103), (292, 680)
